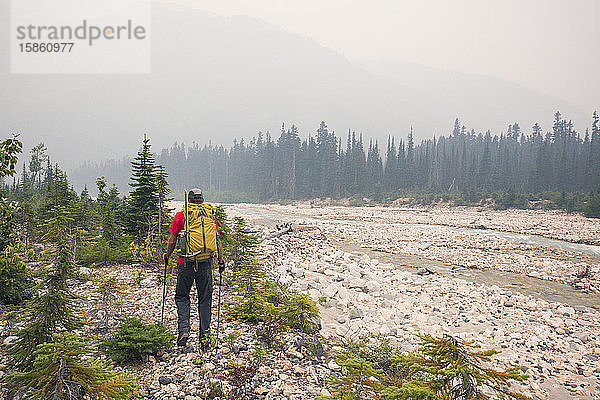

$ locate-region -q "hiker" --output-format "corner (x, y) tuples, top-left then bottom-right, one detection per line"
(163, 188), (225, 350)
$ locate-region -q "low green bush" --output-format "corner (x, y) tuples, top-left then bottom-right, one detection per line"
(102, 317), (174, 363)
(7, 333), (138, 400)
(583, 191), (600, 218)
(0, 197), (19, 252)
(0, 244), (33, 305)
(229, 292), (268, 324)
(494, 187), (529, 210)
(279, 292), (320, 334)
(348, 197), (366, 207)
(322, 333), (531, 400)
(78, 239), (131, 266)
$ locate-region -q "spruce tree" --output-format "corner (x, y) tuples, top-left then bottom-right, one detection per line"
(0, 243), (33, 305)
(76, 185), (92, 231)
(9, 206), (85, 369)
(7, 333), (138, 400)
(126, 134), (158, 239)
(29, 143), (47, 192)
(97, 178), (121, 245)
(78, 178), (129, 266)
(227, 217), (268, 323)
(325, 334), (531, 400)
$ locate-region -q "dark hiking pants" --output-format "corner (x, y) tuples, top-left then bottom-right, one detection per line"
(175, 260), (213, 344)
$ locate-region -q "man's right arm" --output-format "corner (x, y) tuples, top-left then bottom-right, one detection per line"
(163, 212), (181, 264)
(163, 232), (177, 264)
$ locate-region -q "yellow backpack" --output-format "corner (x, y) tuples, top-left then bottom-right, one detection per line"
(179, 203), (217, 261)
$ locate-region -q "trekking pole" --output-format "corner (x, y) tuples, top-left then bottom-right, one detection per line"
(161, 259), (168, 325)
(215, 269), (222, 350)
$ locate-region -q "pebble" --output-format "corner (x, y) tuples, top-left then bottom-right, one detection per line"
(348, 306), (364, 319)
(3, 336), (17, 346)
(158, 376), (173, 385)
(203, 362), (215, 371)
(255, 386), (270, 395)
(140, 278), (155, 287)
(327, 360), (340, 370)
(293, 365), (306, 375)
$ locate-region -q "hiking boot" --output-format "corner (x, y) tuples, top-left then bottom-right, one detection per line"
(199, 335), (212, 352)
(177, 330), (190, 347)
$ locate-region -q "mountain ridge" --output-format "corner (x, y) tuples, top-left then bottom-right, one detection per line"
(0, 2), (588, 171)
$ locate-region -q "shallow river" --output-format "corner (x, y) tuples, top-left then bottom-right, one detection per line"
(226, 204), (600, 310)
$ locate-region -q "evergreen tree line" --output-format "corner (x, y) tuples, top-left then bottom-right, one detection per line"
(67, 111), (600, 204)
(4, 134), (172, 257)
(0, 135), (140, 399)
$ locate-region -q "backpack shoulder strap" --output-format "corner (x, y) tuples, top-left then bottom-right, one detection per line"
(200, 203), (213, 217)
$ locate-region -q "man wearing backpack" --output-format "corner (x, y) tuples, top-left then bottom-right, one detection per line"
(163, 188), (225, 350)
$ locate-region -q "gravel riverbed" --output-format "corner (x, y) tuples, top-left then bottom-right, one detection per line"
(228, 203), (600, 293)
(227, 203), (600, 400)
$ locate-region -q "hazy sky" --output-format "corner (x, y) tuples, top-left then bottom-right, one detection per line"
(165, 0), (599, 114)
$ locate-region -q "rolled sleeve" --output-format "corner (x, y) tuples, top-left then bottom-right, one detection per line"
(170, 211), (183, 235)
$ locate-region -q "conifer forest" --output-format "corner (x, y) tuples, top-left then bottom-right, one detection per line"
(67, 112), (600, 214)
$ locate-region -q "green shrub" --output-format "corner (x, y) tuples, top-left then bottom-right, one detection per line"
(584, 191), (600, 218)
(78, 239), (131, 266)
(494, 187), (529, 210)
(322, 333), (531, 400)
(0, 244), (33, 305)
(0, 197), (19, 252)
(348, 197), (366, 207)
(223, 330), (241, 347)
(7, 333), (138, 400)
(102, 317), (174, 363)
(279, 292), (320, 334)
(229, 292), (268, 324)
(342, 334), (400, 370)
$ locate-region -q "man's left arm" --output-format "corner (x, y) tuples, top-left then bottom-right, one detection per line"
(217, 237), (224, 264)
